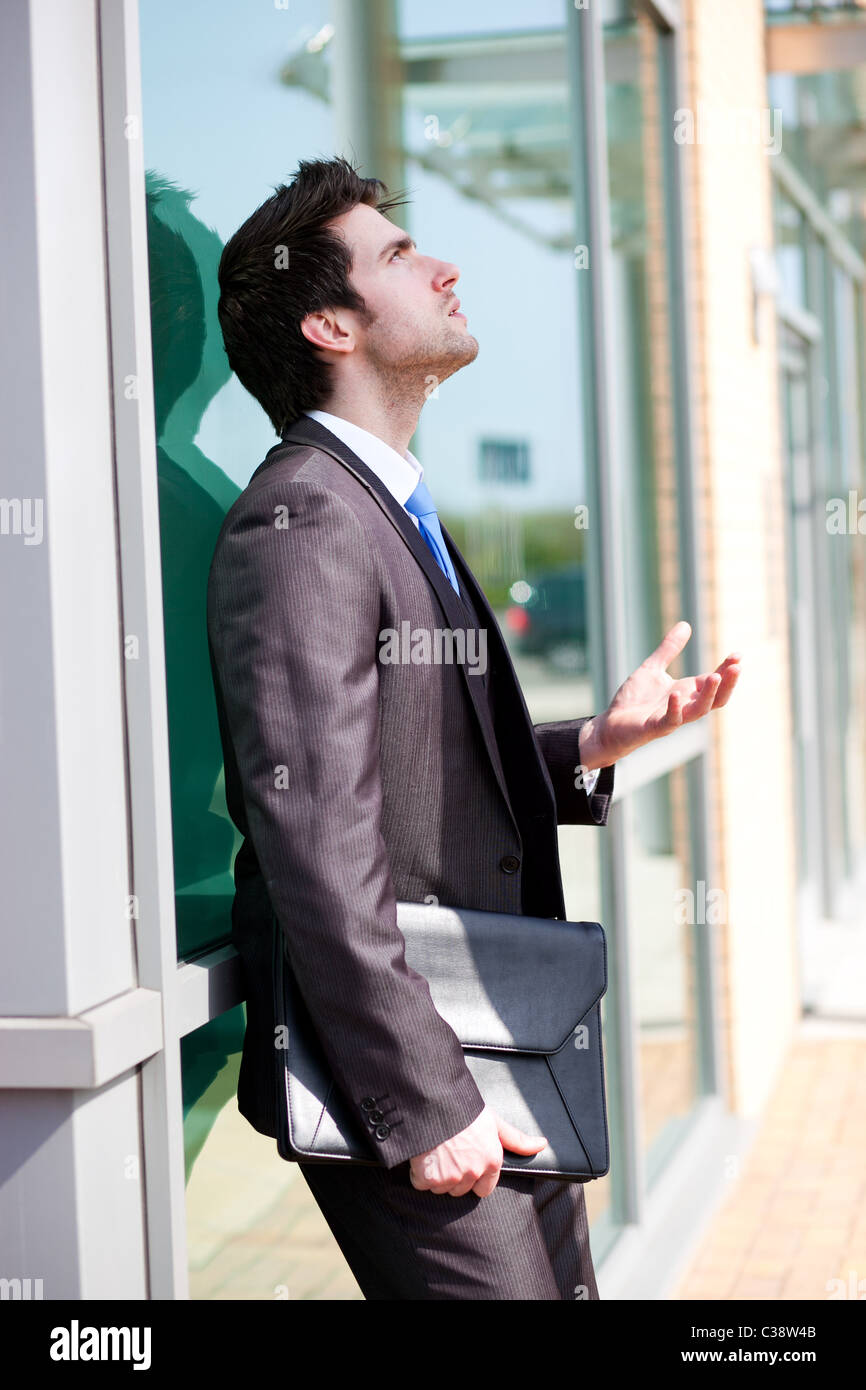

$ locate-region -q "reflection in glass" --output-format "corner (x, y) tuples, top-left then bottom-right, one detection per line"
(767, 60), (866, 261)
(182, 1009), (361, 1300)
(141, 0), (631, 1280)
(603, 9), (685, 679)
(629, 765), (701, 1184)
(139, 0), (340, 1290)
(147, 176), (241, 957)
(774, 185), (807, 309)
(391, 14), (622, 1238)
(141, 0), (336, 958)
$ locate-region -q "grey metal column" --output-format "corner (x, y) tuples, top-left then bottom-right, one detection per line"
(0, 0), (154, 1300)
(98, 0), (190, 1299)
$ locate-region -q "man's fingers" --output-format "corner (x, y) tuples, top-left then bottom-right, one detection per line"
(646, 619), (692, 671)
(496, 1118), (547, 1154)
(410, 1110), (549, 1201)
(472, 1169), (502, 1198)
(710, 659), (740, 708)
(446, 1178), (481, 1198)
(686, 672), (721, 717)
(649, 689), (682, 735)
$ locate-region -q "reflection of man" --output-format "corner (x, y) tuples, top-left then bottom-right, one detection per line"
(146, 175), (246, 1161)
(146, 176), (238, 938)
(207, 156), (741, 1299)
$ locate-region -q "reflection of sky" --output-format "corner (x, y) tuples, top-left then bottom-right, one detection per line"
(399, 0), (565, 36)
(404, 163), (586, 513)
(141, 0), (335, 475)
(140, 0), (587, 510)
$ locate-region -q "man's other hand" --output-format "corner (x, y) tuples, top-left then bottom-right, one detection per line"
(579, 620), (742, 769)
(408, 1103), (547, 1198)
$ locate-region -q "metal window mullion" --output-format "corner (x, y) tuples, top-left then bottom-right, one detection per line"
(568, 0), (643, 1230)
(658, 24), (724, 1102)
(807, 237), (847, 915)
(97, 0), (189, 1301)
(821, 252), (854, 883)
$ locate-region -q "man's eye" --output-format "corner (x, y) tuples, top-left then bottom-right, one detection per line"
(391, 249), (404, 261)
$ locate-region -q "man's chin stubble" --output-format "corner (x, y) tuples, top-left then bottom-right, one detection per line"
(423, 329), (480, 379)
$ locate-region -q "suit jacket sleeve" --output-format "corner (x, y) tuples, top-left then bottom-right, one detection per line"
(532, 716), (615, 826)
(207, 477), (485, 1168)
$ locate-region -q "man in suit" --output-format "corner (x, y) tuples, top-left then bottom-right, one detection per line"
(206, 156), (741, 1300)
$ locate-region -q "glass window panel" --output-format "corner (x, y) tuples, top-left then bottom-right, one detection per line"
(139, 0), (672, 1274)
(399, 0), (567, 35)
(774, 185), (808, 310)
(395, 6), (621, 1236)
(810, 246), (862, 890)
(807, 233), (854, 902)
(767, 61), (866, 263)
(834, 270), (866, 864)
(600, 6), (709, 1195)
(182, 1009), (361, 1300)
(827, 267), (862, 876)
(602, 9), (687, 681)
(139, 0), (335, 956)
(628, 764), (703, 1184)
(779, 330), (823, 902)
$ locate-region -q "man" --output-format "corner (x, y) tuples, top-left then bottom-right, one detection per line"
(206, 156), (741, 1300)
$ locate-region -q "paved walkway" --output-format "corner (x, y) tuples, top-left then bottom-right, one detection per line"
(186, 1018), (866, 1300)
(673, 1019), (866, 1301)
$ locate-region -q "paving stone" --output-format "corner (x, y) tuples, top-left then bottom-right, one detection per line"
(675, 1032), (866, 1301)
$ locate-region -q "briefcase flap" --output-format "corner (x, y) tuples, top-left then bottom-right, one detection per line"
(395, 901), (606, 1054)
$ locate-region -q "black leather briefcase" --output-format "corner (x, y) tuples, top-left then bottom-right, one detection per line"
(271, 900), (610, 1182)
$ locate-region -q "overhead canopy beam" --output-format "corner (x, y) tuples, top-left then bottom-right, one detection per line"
(767, 21), (866, 71)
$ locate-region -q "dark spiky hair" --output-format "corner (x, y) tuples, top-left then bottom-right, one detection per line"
(217, 155), (408, 435)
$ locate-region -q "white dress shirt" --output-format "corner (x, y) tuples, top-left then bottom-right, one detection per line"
(305, 408), (425, 529)
(304, 408), (602, 796)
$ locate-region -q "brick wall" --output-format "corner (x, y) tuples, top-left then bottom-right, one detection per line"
(682, 0), (802, 1115)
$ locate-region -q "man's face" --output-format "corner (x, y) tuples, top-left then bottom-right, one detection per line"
(311, 202), (479, 386)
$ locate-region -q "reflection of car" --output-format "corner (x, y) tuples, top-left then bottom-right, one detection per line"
(503, 566), (588, 673)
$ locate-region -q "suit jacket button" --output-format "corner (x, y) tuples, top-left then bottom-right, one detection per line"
(500, 855), (520, 874)
(374, 1123), (391, 1140)
(360, 1097), (377, 1112)
(368, 1108), (384, 1123)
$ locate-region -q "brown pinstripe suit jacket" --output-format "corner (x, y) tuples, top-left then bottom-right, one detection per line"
(205, 414), (615, 1169)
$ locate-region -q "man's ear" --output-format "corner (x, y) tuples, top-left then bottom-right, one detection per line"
(300, 307), (354, 357)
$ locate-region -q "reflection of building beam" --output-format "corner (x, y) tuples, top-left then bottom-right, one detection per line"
(767, 22), (866, 72)
(407, 150), (568, 252)
(277, 22), (635, 252)
(773, 152), (866, 280)
(804, 125), (866, 182)
(401, 31), (567, 84)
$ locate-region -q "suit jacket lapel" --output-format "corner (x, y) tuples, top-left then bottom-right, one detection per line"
(275, 416), (519, 830)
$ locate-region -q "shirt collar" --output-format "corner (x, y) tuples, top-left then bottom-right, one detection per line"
(304, 409), (422, 509)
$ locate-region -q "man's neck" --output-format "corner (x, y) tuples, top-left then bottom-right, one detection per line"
(316, 391), (421, 459)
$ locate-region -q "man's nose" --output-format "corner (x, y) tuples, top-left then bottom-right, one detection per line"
(432, 260), (460, 292)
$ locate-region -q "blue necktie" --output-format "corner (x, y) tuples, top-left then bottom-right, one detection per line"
(404, 478), (460, 596)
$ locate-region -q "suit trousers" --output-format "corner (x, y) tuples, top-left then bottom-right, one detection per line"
(297, 1159), (600, 1301)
